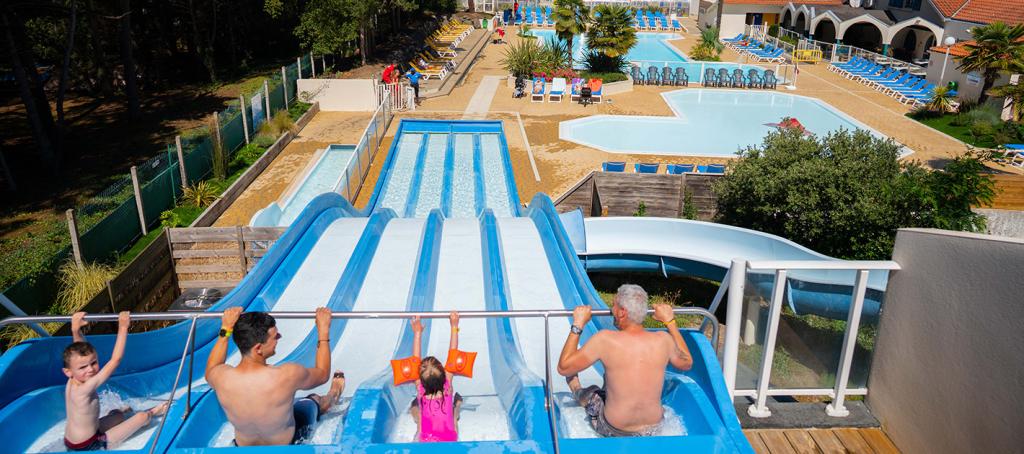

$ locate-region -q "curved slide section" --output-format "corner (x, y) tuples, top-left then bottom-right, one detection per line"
(578, 217), (891, 320)
(0, 193), (370, 453)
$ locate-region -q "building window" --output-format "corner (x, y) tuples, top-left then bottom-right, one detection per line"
(888, 0), (922, 9)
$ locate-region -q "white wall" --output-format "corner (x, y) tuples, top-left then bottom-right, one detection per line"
(296, 79), (378, 111)
(926, 52), (1011, 103)
(718, 5), (783, 38)
(868, 228), (1024, 454)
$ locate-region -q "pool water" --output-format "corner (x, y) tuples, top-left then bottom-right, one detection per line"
(279, 145), (357, 225)
(528, 30), (686, 67)
(559, 89), (878, 157)
(27, 390), (167, 452)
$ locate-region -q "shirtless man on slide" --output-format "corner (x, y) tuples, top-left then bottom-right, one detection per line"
(63, 311), (168, 451)
(557, 284), (694, 437)
(205, 307), (345, 446)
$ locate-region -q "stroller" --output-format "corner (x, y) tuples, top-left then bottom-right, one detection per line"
(513, 76), (526, 98)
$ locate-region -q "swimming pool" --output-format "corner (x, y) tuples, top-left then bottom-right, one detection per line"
(560, 89), (888, 157)
(527, 30), (687, 67)
(250, 144), (359, 226)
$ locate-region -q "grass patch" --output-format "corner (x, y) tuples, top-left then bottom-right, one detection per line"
(911, 113), (999, 148)
(589, 272), (720, 329)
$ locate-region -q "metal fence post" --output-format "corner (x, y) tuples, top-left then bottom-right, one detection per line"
(826, 269), (870, 417)
(239, 96), (250, 145)
(263, 80), (272, 117)
(129, 166), (148, 235)
(281, 66), (289, 110)
(66, 209), (84, 268)
(175, 136), (188, 187)
(723, 259), (746, 398)
(748, 269), (788, 418)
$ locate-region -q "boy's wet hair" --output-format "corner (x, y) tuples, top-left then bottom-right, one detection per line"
(234, 312), (276, 355)
(419, 356), (446, 396)
(63, 342), (97, 368)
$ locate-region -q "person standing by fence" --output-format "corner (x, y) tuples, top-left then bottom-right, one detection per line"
(382, 62), (398, 85)
(405, 69), (422, 106)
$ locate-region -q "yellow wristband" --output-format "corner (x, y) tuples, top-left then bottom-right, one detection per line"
(452, 327), (459, 333)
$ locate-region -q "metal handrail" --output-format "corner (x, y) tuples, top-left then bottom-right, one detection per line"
(3, 307), (718, 451)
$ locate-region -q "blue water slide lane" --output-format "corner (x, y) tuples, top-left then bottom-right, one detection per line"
(340, 210), (444, 451)
(478, 210), (551, 450)
(166, 209), (397, 451)
(525, 194), (752, 452)
(363, 120), (410, 215)
(440, 132), (456, 218)
(0, 193), (362, 453)
(495, 124), (522, 216)
(472, 134), (485, 217)
(402, 134), (431, 218)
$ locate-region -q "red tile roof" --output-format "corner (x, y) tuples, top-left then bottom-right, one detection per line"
(722, 0), (841, 4)
(930, 36), (1024, 58)
(929, 0), (1024, 25)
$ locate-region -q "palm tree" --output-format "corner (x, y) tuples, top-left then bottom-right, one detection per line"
(989, 81), (1024, 121)
(957, 22), (1024, 104)
(699, 26), (725, 55)
(921, 86), (958, 114)
(586, 4), (636, 58)
(553, 0), (589, 68)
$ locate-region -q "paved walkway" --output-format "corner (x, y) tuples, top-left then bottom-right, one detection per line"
(463, 75), (504, 119)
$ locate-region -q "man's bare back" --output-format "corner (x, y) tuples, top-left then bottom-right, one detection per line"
(558, 285), (693, 437)
(206, 307), (344, 446)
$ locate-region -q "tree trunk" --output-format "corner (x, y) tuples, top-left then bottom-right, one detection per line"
(188, 0), (217, 82)
(119, 0), (140, 118)
(469, 0), (475, 13)
(57, 2), (78, 129)
(3, 8), (60, 172)
(979, 73), (996, 105)
(359, 24), (368, 65)
(87, 0), (111, 96)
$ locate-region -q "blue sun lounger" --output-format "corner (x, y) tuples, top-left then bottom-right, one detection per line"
(602, 161), (626, 172)
(667, 164), (695, 174)
(635, 163), (660, 173)
(697, 164), (726, 174)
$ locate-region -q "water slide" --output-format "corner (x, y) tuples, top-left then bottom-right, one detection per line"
(571, 217), (892, 321)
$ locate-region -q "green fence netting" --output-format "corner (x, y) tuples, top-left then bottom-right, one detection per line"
(268, 82), (285, 116)
(220, 108), (246, 153)
(79, 198), (143, 262)
(139, 168), (179, 229)
(183, 137), (215, 185)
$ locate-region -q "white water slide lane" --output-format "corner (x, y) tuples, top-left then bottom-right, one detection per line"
(388, 219), (512, 442)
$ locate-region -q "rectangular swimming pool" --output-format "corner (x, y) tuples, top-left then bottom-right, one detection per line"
(527, 30), (687, 67)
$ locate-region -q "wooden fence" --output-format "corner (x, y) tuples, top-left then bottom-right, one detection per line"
(554, 171), (722, 219)
(168, 227), (287, 289)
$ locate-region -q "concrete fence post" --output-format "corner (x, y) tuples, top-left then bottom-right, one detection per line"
(212, 113), (223, 154)
(175, 135), (188, 187)
(310, 52), (316, 78)
(263, 80), (272, 117)
(66, 209), (84, 268)
(321, 54), (326, 72)
(239, 96), (250, 144)
(130, 166), (148, 235)
(281, 66), (289, 110)
(297, 57), (302, 79)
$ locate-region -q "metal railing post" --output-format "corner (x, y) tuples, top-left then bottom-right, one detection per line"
(149, 316), (198, 454)
(0, 293), (49, 337)
(748, 269), (787, 418)
(185, 317), (197, 417)
(722, 259), (746, 397)
(826, 269), (870, 417)
(543, 314), (560, 454)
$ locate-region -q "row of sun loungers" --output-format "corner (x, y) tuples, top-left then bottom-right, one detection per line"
(829, 56), (951, 106)
(602, 162), (726, 174)
(1004, 144), (1024, 168)
(632, 11), (683, 31)
(722, 35), (786, 63)
(516, 6), (553, 27)
(412, 20), (474, 81)
(531, 77), (604, 103)
(702, 68), (778, 89)
(631, 66), (690, 86)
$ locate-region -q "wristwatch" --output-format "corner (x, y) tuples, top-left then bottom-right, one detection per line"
(219, 328), (232, 338)
(570, 325), (583, 335)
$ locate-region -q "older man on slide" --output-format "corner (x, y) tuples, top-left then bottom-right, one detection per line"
(557, 284), (694, 437)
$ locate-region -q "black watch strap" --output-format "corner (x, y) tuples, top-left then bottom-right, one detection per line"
(570, 325), (583, 335)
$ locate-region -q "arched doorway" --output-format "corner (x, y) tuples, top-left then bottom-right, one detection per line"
(781, 10), (793, 30)
(890, 25), (938, 62)
(794, 11), (808, 34)
(813, 18), (837, 43)
(842, 22), (884, 53)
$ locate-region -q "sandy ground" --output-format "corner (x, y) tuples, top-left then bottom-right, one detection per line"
(221, 16), (1020, 227)
(213, 112), (372, 226)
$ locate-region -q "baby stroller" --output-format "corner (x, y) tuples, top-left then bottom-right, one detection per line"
(513, 76), (526, 98)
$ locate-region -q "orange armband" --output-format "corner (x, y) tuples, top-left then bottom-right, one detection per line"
(444, 349), (477, 378)
(391, 356), (421, 386)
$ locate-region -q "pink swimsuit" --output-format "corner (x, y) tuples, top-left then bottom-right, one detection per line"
(417, 378), (457, 442)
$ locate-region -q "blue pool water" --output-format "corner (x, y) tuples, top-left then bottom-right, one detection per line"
(279, 145), (356, 225)
(528, 30), (687, 66)
(560, 89), (878, 156)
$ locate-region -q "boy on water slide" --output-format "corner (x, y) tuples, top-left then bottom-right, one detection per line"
(63, 311), (168, 451)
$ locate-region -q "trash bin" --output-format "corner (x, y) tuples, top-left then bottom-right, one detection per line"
(168, 287), (226, 312)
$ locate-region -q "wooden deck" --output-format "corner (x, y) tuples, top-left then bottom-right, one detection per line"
(744, 428), (900, 453)
(990, 174), (1024, 210)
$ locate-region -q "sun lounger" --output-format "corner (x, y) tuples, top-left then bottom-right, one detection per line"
(1005, 144), (1024, 167)
(531, 77), (546, 102)
(635, 163), (660, 174)
(570, 78), (585, 100)
(672, 19), (682, 31)
(698, 164), (725, 174)
(588, 78), (603, 103)
(409, 61), (447, 80)
(722, 33), (744, 43)
(751, 48), (786, 63)
(602, 161), (626, 172)
(667, 164), (695, 174)
(549, 77), (566, 102)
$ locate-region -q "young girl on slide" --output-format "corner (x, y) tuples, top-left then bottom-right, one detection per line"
(408, 312), (463, 442)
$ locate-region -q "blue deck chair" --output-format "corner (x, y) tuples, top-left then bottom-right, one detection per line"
(632, 66), (645, 84)
(703, 164), (726, 174)
(635, 163), (660, 174)
(662, 66), (674, 85)
(667, 164), (695, 174)
(602, 161), (626, 172)
(702, 67), (717, 86)
(647, 65), (661, 85)
(747, 68), (763, 89)
(674, 67), (689, 86)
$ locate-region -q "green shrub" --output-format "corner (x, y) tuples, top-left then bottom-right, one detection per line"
(253, 134), (277, 148)
(182, 181), (219, 208)
(578, 71), (628, 83)
(159, 205), (205, 228)
(633, 201), (647, 217)
(582, 50), (629, 74)
(258, 110), (295, 139)
(288, 101), (312, 120)
(768, 24), (779, 37)
(231, 143), (267, 172)
(53, 261), (116, 315)
(682, 188), (697, 220)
